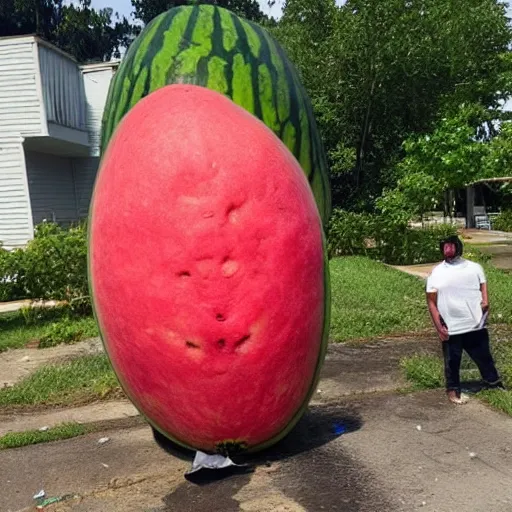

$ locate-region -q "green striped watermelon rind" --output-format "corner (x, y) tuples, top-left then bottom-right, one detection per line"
(91, 4), (332, 456)
(100, 4), (331, 226)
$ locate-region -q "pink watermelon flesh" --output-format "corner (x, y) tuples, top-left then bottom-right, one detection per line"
(89, 84), (325, 453)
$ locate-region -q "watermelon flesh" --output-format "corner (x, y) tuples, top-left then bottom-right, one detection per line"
(89, 84), (328, 454)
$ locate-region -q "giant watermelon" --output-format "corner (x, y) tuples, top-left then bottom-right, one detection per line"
(89, 84), (330, 454)
(100, 4), (331, 227)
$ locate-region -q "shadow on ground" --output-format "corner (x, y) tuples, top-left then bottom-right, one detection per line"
(152, 402), (363, 467)
(150, 403), (365, 511)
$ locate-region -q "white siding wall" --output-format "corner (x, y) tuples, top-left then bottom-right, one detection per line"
(82, 67), (116, 156)
(0, 38), (43, 136)
(73, 157), (99, 218)
(0, 136), (34, 248)
(25, 150), (78, 226)
(38, 45), (87, 132)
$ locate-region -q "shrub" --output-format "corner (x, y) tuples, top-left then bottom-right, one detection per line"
(373, 221), (458, 265)
(327, 210), (373, 258)
(327, 209), (458, 265)
(0, 221), (90, 312)
(493, 210), (512, 232)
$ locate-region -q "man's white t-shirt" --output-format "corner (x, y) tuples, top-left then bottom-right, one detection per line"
(426, 258), (486, 336)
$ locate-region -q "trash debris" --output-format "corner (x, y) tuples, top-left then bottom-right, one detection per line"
(38, 426), (49, 432)
(317, 389), (322, 393)
(332, 423), (346, 435)
(186, 451), (241, 476)
(98, 437), (110, 445)
(416, 425), (422, 431)
(101, 463), (109, 468)
(421, 501), (427, 507)
(35, 494), (77, 509)
(20, 356), (30, 362)
(33, 490), (45, 500)
(469, 452), (477, 459)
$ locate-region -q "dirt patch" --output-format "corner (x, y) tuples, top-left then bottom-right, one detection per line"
(314, 336), (440, 402)
(0, 338), (103, 388)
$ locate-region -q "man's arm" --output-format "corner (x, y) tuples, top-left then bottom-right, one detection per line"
(480, 283), (489, 312)
(426, 291), (449, 341)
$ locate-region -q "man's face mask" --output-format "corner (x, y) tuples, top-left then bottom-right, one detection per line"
(443, 242), (457, 260)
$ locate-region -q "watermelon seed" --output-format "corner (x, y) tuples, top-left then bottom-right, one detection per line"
(235, 334), (251, 350)
(221, 259), (239, 277)
(216, 314), (226, 322)
(217, 339), (226, 348)
(226, 203), (241, 224)
(186, 341), (200, 349)
(177, 271), (191, 278)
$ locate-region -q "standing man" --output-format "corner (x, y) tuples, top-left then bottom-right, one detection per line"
(426, 235), (503, 404)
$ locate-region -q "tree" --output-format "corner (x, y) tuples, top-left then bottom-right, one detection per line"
(0, 0), (134, 63)
(131, 0), (267, 26)
(378, 102), (512, 222)
(274, 0), (512, 211)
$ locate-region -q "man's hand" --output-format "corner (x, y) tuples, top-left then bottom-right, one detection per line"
(435, 323), (449, 342)
(427, 291), (449, 342)
(481, 283), (489, 314)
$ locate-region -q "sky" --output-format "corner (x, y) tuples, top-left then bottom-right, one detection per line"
(89, 0), (284, 21)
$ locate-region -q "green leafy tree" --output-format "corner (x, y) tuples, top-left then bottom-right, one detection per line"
(0, 0), (134, 62)
(274, 0), (512, 210)
(131, 0), (267, 25)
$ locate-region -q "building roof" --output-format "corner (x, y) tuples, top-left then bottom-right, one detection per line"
(0, 34), (121, 69)
(471, 176), (512, 185)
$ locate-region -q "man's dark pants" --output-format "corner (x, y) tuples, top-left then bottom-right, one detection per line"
(442, 328), (502, 394)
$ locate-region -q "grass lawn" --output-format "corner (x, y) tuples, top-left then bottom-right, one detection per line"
(0, 354), (120, 408)
(0, 423), (88, 449)
(0, 309), (98, 352)
(401, 328), (512, 415)
(480, 264), (512, 323)
(329, 256), (431, 342)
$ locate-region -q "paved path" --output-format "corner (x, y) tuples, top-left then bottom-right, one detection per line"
(0, 300), (64, 315)
(2, 334), (512, 512)
(3, 390), (512, 512)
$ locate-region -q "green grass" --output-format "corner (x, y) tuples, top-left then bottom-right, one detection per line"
(0, 308), (98, 352)
(0, 354), (119, 407)
(400, 354), (444, 389)
(482, 264), (512, 324)
(0, 422), (87, 449)
(400, 335), (512, 415)
(329, 256), (431, 342)
(328, 254), (512, 343)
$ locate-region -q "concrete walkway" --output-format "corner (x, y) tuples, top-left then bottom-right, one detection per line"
(461, 229), (512, 245)
(0, 299), (65, 315)
(2, 351), (512, 512)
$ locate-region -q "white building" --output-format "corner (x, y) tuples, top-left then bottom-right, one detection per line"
(0, 35), (118, 249)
